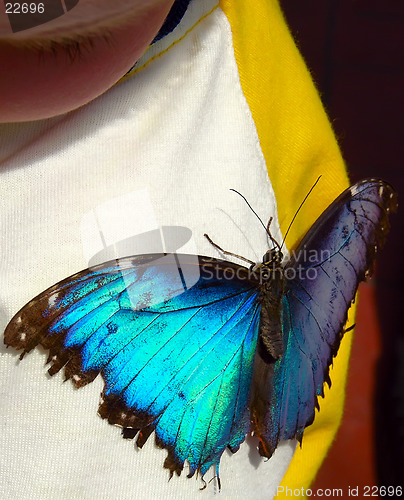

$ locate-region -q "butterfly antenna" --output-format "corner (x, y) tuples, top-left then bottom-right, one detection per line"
(230, 189), (280, 250)
(280, 176), (322, 251)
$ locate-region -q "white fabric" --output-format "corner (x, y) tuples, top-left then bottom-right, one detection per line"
(0, 3), (295, 499)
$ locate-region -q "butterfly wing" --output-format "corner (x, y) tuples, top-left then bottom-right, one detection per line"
(252, 178), (397, 456)
(4, 254), (261, 479)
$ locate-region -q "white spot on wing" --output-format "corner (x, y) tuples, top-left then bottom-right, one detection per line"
(350, 185), (361, 196)
(48, 294), (59, 307)
(20, 332), (26, 341)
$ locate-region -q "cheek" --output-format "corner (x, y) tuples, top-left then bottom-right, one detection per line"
(0, 2), (173, 123)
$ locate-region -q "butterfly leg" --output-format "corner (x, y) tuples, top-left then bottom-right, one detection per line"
(204, 233), (255, 266)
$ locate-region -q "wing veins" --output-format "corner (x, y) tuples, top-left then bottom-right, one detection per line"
(141, 292), (258, 416)
(81, 288), (255, 387)
(79, 311), (123, 361)
(353, 224), (373, 249)
(337, 249), (360, 282)
(61, 296), (122, 345)
(288, 289), (331, 347)
(138, 286), (257, 314)
(49, 267), (139, 316)
(228, 311), (253, 440)
(164, 303), (260, 466)
(286, 299), (317, 428)
(49, 273), (138, 334)
(105, 290), (257, 421)
(117, 307), (203, 389)
(349, 195), (386, 213)
(289, 230), (355, 272)
(319, 261), (350, 309)
(160, 339), (247, 468)
(101, 314), (163, 388)
(198, 370), (227, 472)
(353, 210), (379, 227)
(288, 277), (336, 335)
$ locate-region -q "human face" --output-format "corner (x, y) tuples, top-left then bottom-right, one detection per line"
(0, 0), (175, 122)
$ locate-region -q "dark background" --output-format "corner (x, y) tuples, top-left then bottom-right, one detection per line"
(281, 0), (403, 492)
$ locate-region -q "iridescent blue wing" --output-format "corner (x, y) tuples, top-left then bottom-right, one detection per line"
(4, 254), (261, 480)
(252, 179), (397, 456)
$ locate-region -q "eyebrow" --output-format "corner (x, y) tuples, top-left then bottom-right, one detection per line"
(0, 1), (149, 48)
(0, 29), (116, 64)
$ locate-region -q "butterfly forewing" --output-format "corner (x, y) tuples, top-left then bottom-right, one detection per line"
(4, 254), (262, 480)
(251, 179), (397, 457)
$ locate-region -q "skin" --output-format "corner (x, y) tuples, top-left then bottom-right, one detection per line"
(0, 0), (175, 122)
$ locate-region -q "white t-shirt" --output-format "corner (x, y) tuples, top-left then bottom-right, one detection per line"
(0, 1), (295, 498)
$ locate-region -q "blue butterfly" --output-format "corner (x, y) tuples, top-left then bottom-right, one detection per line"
(4, 178), (397, 486)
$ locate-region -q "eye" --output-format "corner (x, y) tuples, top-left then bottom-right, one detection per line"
(262, 252), (271, 264)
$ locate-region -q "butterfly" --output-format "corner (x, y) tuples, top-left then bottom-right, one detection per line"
(4, 178), (397, 487)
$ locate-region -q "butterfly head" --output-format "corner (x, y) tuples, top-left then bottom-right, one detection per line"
(262, 248), (283, 267)
(250, 248), (284, 281)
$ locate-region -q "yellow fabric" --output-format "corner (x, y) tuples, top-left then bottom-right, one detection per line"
(220, 0), (354, 495)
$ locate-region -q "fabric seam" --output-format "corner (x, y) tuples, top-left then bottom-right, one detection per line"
(118, 4), (219, 84)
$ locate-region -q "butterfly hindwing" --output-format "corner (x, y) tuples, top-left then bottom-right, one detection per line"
(252, 179), (397, 456)
(4, 254), (261, 479)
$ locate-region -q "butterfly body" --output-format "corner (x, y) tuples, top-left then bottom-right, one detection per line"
(4, 179), (397, 484)
(252, 249), (285, 361)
